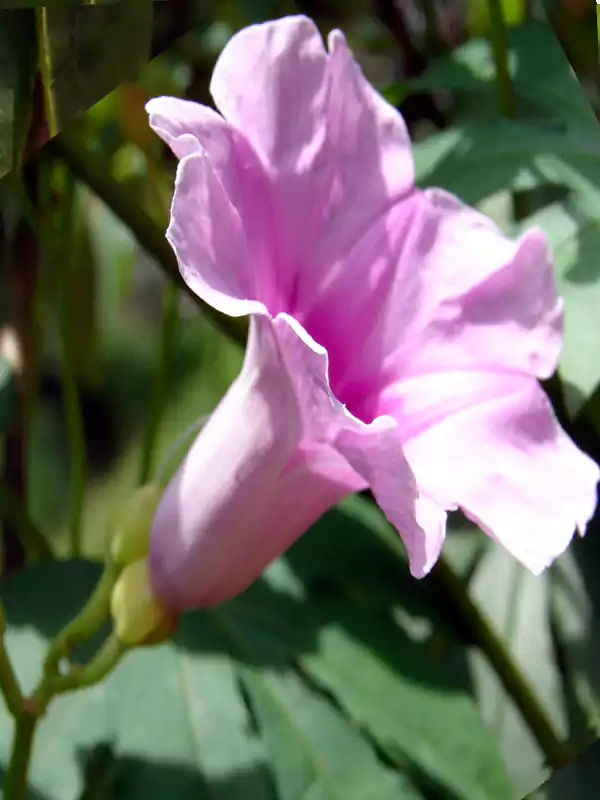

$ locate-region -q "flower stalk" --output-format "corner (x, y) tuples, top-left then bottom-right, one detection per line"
(4, 708), (37, 800)
(43, 560), (119, 678)
(52, 165), (87, 557)
(0, 604), (23, 719)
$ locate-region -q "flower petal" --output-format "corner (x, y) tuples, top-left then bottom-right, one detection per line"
(146, 96), (269, 218)
(210, 16), (328, 183)
(308, 187), (562, 420)
(146, 96), (218, 159)
(273, 313), (436, 577)
(400, 188), (563, 381)
(397, 372), (599, 573)
(150, 316), (307, 609)
(208, 17), (414, 311)
(166, 152), (268, 317)
(291, 29), (414, 311)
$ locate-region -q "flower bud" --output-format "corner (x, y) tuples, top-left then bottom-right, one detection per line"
(110, 484), (162, 567)
(110, 558), (174, 646)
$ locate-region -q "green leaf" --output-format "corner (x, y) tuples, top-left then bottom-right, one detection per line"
(272, 499), (515, 800)
(407, 20), (598, 134)
(0, 561), (274, 800)
(0, 500), (514, 800)
(242, 669), (420, 800)
(295, 597), (513, 800)
(414, 116), (600, 208)
(0, 8), (37, 180)
(37, 0), (154, 139)
(467, 546), (568, 797)
(0, 356), (18, 436)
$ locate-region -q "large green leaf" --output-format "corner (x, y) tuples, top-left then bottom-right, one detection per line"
(241, 669), (420, 800)
(0, 499), (515, 800)
(413, 116), (600, 207)
(467, 547), (568, 797)
(37, 0), (153, 139)
(276, 500), (515, 800)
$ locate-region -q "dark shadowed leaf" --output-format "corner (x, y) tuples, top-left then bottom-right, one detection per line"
(37, 0), (153, 139)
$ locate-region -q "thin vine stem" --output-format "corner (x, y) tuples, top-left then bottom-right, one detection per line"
(0, 482), (52, 562)
(0, 603), (23, 718)
(4, 710), (37, 800)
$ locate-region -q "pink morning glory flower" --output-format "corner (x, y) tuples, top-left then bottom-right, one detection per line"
(145, 15), (599, 611)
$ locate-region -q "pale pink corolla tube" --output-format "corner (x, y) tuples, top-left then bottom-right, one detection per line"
(145, 15), (599, 611)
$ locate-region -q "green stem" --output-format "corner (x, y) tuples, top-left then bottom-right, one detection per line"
(0, 482), (53, 563)
(139, 282), (179, 484)
(4, 635), (126, 799)
(487, 0), (515, 118)
(47, 635), (127, 697)
(486, 0), (529, 221)
(4, 710), (37, 800)
(432, 557), (575, 770)
(55, 169), (87, 557)
(0, 605), (23, 718)
(44, 560), (118, 677)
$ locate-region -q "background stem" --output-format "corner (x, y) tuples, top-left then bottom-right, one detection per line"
(1, 160), (40, 574)
(0, 483), (52, 562)
(0, 604), (23, 718)
(139, 281), (179, 485)
(486, 0), (530, 220)
(487, 0), (516, 118)
(54, 167), (87, 557)
(4, 710), (37, 800)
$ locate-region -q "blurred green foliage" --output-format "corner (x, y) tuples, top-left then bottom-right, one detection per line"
(1, 1), (600, 799)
